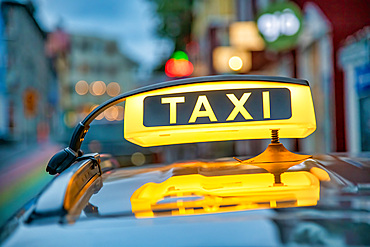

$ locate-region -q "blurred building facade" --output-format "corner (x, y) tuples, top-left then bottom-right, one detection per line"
(0, 6), (8, 140)
(188, 0), (369, 155)
(46, 33), (139, 140)
(191, 0), (235, 76)
(69, 34), (138, 105)
(0, 1), (57, 143)
(339, 27), (370, 153)
(293, 0), (369, 153)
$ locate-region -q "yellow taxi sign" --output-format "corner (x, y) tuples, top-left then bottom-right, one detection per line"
(124, 76), (316, 147)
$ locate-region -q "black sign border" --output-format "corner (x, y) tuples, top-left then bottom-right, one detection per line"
(143, 88), (292, 127)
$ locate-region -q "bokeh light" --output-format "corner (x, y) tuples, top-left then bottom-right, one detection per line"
(106, 82), (121, 97)
(104, 105), (119, 121)
(228, 56), (243, 71)
(116, 106), (124, 121)
(229, 22), (265, 51)
(90, 104), (104, 120)
(256, 2), (302, 51)
(186, 41), (200, 55)
(131, 152), (145, 166)
(63, 111), (77, 127)
(89, 81), (106, 96)
(257, 13), (281, 42)
(165, 58), (193, 77)
(75, 80), (89, 95)
(172, 50), (189, 60)
(213, 47), (252, 73)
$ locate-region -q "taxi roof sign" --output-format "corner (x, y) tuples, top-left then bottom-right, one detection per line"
(124, 75), (316, 147)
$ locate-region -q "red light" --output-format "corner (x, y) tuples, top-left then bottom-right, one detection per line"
(165, 58), (194, 77)
(186, 41), (200, 55)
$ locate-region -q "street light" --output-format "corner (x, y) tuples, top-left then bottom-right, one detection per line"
(228, 56), (243, 71)
(213, 47), (251, 74)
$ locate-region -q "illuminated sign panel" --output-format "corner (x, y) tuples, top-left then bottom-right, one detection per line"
(143, 88), (291, 127)
(124, 79), (316, 147)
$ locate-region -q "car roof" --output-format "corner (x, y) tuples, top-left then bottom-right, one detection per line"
(2, 154), (370, 246)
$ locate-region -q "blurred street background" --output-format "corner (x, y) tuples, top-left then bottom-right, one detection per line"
(0, 0), (369, 226)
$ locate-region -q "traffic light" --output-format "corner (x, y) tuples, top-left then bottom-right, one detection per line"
(165, 51), (193, 78)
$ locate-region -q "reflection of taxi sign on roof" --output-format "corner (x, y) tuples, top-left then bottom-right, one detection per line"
(124, 76), (315, 147)
(131, 170), (320, 218)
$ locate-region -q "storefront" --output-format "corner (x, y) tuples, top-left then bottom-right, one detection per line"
(339, 28), (370, 153)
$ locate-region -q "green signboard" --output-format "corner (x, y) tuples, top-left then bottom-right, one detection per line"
(256, 2), (303, 51)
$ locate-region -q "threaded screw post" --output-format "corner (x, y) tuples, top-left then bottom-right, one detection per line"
(271, 129), (280, 143)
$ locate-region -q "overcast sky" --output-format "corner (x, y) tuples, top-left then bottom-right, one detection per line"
(34, 0), (173, 70)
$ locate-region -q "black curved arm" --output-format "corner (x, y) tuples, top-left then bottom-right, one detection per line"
(46, 75), (308, 175)
(46, 96), (126, 175)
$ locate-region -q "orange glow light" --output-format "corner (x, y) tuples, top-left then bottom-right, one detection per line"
(105, 105), (119, 121)
(228, 56), (243, 71)
(90, 81), (106, 96)
(213, 47), (252, 73)
(75, 80), (89, 95)
(107, 82), (121, 97)
(229, 22), (265, 51)
(116, 105), (124, 121)
(90, 105), (104, 120)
